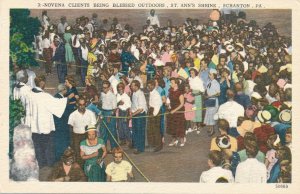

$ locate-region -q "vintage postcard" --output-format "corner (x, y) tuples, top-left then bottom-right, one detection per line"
(0, 0), (299, 193)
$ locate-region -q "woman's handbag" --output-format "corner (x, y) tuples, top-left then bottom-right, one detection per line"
(204, 98), (216, 107)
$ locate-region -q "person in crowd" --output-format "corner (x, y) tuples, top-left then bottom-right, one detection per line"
(116, 82), (132, 147)
(53, 84), (70, 162)
(106, 147), (134, 182)
(52, 37), (67, 83)
(68, 96), (96, 166)
(210, 119), (238, 153)
(83, 75), (101, 116)
(57, 16), (68, 37)
(130, 80), (147, 154)
(48, 147), (86, 182)
(147, 80), (163, 152)
(214, 89), (244, 128)
(234, 82), (251, 109)
(100, 80), (118, 150)
(64, 75), (79, 117)
(80, 125), (107, 182)
(200, 150), (234, 183)
(189, 68), (205, 134)
(64, 26), (76, 68)
(235, 139), (267, 183)
(41, 31), (53, 75)
(13, 69), (32, 127)
(184, 84), (195, 134)
(167, 77), (185, 147)
(147, 9), (160, 28)
(204, 68), (220, 136)
(30, 75), (67, 168)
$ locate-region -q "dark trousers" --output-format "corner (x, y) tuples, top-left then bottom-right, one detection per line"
(117, 110), (131, 141)
(80, 59), (88, 85)
(71, 132), (86, 167)
(56, 63), (67, 83)
(132, 112), (146, 152)
(100, 110), (118, 150)
(147, 111), (162, 148)
(32, 132), (55, 169)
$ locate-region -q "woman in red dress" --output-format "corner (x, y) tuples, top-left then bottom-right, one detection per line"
(167, 78), (185, 146)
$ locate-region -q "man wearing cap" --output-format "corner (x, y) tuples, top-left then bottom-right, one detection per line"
(68, 96), (96, 166)
(30, 75), (68, 168)
(254, 110), (275, 154)
(214, 89), (244, 128)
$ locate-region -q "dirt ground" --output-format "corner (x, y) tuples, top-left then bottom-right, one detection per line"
(30, 9), (291, 182)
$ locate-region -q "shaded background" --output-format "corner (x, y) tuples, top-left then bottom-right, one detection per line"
(30, 9), (291, 36)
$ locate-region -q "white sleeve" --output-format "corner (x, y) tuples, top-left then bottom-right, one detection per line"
(152, 92), (162, 116)
(44, 94), (67, 118)
(68, 112), (74, 126)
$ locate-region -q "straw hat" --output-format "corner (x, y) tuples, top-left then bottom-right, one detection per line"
(216, 135), (231, 149)
(85, 125), (97, 132)
(257, 110), (272, 124)
(279, 109), (291, 124)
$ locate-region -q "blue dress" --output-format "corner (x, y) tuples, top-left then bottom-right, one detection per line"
(53, 93), (70, 162)
(121, 51), (138, 76)
(65, 87), (79, 118)
(218, 79), (231, 105)
(157, 86), (166, 136)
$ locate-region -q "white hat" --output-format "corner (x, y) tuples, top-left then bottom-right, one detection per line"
(226, 45), (234, 52)
(220, 49), (226, 54)
(216, 135), (231, 149)
(140, 36), (150, 41)
(257, 110), (272, 124)
(85, 125), (97, 132)
(251, 92), (262, 100)
(279, 109), (291, 124)
(209, 68), (217, 75)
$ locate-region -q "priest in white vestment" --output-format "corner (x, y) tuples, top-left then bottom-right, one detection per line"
(30, 75), (67, 168)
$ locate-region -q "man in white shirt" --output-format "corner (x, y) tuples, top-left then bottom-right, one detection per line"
(214, 89), (244, 128)
(108, 65), (120, 95)
(130, 80), (147, 154)
(13, 70), (32, 127)
(100, 81), (118, 150)
(147, 9), (160, 28)
(147, 80), (163, 152)
(116, 82), (132, 146)
(200, 150), (234, 183)
(68, 96), (96, 166)
(106, 147), (134, 182)
(30, 75), (67, 168)
(235, 142), (267, 183)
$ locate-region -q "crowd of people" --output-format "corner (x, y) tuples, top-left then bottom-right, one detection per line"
(11, 9), (292, 183)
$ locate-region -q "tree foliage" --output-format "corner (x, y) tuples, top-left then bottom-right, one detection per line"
(9, 97), (26, 158)
(10, 9), (41, 70)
